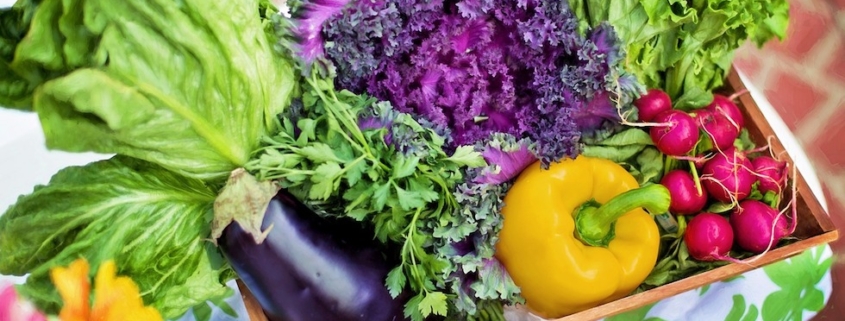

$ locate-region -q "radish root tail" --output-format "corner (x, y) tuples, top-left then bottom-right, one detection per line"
(728, 89), (749, 102)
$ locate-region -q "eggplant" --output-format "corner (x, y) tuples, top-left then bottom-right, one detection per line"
(219, 189), (408, 321)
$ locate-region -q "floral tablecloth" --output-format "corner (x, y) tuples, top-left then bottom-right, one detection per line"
(603, 244), (833, 321)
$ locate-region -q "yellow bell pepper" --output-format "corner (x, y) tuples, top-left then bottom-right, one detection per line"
(495, 155), (669, 319)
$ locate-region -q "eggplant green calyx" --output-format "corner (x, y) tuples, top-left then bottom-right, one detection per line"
(211, 168), (280, 245)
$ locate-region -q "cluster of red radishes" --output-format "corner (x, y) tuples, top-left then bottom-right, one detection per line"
(635, 89), (795, 263)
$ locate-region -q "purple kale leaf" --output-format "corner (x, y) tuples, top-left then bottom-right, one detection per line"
(290, 0), (641, 164)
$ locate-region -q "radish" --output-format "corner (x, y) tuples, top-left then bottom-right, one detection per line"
(691, 153), (712, 170)
(730, 200), (790, 254)
(751, 156), (787, 195)
(701, 148), (756, 203)
(650, 110), (699, 156)
(694, 109), (740, 152)
(685, 213), (735, 262)
(634, 89), (672, 122)
(661, 170), (708, 215)
(706, 94), (745, 130)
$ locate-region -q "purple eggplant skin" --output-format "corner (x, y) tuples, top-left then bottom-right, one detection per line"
(219, 189), (409, 321)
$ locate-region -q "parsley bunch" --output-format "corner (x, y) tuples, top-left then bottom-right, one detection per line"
(246, 70), (488, 320)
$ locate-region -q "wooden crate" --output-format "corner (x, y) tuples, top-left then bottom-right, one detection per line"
(237, 67), (839, 321)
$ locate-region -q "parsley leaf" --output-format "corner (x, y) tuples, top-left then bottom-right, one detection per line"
(245, 69), (487, 320)
(419, 291), (449, 316)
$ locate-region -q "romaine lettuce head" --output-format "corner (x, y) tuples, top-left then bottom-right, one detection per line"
(1, 0), (296, 181)
(0, 155), (234, 319)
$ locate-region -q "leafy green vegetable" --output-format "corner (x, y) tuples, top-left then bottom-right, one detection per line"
(635, 147), (665, 185)
(582, 128), (665, 185)
(569, 0), (789, 107)
(707, 201), (737, 213)
(0, 0), (41, 110)
(245, 70), (488, 320)
(582, 128), (655, 163)
(1, 0), (295, 181)
(734, 128), (757, 152)
(0, 156), (234, 319)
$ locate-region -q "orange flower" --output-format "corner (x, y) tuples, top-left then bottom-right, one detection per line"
(50, 258), (163, 321)
(49, 259), (90, 321)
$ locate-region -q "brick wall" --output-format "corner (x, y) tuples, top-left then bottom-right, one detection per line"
(731, 0), (845, 319)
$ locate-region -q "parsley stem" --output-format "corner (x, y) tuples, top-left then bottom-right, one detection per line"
(304, 75), (390, 171)
(335, 155), (366, 177)
(402, 206), (427, 293)
(306, 75), (369, 149)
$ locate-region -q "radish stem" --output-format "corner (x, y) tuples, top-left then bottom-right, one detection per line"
(689, 160), (703, 196)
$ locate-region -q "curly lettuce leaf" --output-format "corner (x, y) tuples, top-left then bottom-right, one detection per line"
(0, 156), (234, 319)
(568, 0), (789, 107)
(3, 0), (295, 181)
(0, 0), (42, 110)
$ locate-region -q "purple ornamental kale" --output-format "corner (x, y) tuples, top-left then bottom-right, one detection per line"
(368, 17), (521, 147)
(474, 133), (537, 185)
(294, 0), (639, 165)
(289, 0), (350, 64)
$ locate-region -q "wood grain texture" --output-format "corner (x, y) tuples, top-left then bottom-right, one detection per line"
(239, 67), (839, 321)
(237, 280), (269, 321)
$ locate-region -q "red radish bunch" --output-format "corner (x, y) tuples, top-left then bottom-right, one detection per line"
(632, 89), (799, 261)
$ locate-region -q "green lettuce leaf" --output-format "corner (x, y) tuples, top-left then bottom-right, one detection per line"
(568, 0), (789, 106)
(0, 155), (234, 319)
(2, 0), (296, 181)
(0, 0), (42, 110)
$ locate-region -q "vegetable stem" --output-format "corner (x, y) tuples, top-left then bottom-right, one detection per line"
(689, 160), (703, 196)
(402, 206), (428, 293)
(304, 75), (392, 172)
(135, 81), (246, 166)
(575, 184), (671, 247)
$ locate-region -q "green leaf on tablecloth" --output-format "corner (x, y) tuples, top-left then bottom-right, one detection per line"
(802, 288), (826, 312)
(605, 303), (660, 321)
(742, 305), (759, 321)
(192, 303), (213, 321)
(726, 295), (758, 321)
(761, 245), (833, 321)
(725, 295), (745, 321)
(210, 293), (238, 318)
(699, 284), (710, 296)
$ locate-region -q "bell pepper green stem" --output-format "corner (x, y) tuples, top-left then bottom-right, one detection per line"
(575, 184), (671, 247)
